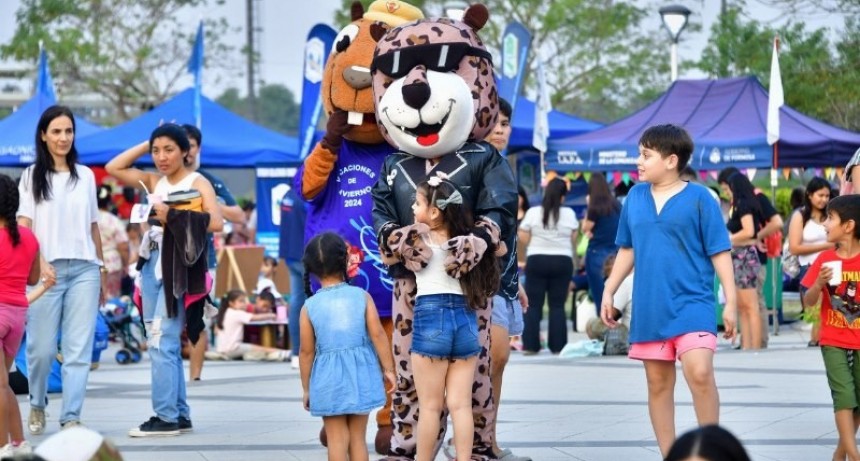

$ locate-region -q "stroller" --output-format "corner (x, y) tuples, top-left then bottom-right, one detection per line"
(101, 297), (144, 364)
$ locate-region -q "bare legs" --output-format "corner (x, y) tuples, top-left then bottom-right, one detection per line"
(412, 354), (477, 461)
(322, 414), (370, 461)
(643, 348), (719, 457)
(738, 287), (762, 349)
(189, 332), (206, 380)
(0, 349), (24, 447)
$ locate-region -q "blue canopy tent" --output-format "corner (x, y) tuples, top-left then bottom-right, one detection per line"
(546, 77), (860, 171)
(0, 48), (103, 167)
(508, 98), (603, 152)
(77, 88), (301, 167)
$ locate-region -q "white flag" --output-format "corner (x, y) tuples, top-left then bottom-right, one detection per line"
(532, 61), (551, 153)
(767, 36), (784, 145)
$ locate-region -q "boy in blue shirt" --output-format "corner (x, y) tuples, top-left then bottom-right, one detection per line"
(601, 124), (738, 457)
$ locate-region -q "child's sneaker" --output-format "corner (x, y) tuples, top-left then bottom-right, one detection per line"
(265, 350), (288, 361)
(241, 350), (267, 361)
(128, 416), (180, 437)
(291, 355), (300, 369)
(204, 351), (228, 360)
(12, 441), (33, 455)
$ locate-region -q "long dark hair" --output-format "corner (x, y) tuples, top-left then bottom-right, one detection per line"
(302, 232), (350, 297)
(0, 174), (21, 247)
(216, 289), (246, 330)
(32, 106), (79, 204)
(541, 178), (568, 229)
(727, 173), (761, 221)
(417, 179), (500, 310)
(800, 177), (830, 226)
(587, 173), (620, 218)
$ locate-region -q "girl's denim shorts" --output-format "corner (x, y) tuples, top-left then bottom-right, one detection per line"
(411, 293), (480, 360)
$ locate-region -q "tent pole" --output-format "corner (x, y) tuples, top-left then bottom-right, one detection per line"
(771, 142), (780, 336)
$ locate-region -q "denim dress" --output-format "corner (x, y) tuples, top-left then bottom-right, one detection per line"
(306, 283), (385, 417)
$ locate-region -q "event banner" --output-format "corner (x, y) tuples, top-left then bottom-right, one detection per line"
(498, 21), (531, 113)
(255, 166), (298, 257)
(298, 24), (337, 160)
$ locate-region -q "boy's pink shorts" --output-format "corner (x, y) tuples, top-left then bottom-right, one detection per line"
(0, 305), (26, 358)
(629, 332), (717, 362)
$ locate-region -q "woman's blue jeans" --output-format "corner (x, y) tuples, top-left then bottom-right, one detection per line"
(26, 259), (100, 424)
(141, 249), (189, 423)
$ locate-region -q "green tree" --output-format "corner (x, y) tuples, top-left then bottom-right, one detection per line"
(697, 8), (860, 130)
(1, 0), (235, 122)
(216, 84), (299, 135)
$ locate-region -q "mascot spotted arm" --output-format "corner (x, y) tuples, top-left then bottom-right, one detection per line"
(370, 5), (518, 460)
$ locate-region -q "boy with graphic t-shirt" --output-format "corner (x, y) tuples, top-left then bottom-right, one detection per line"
(801, 195), (860, 461)
(601, 124), (738, 458)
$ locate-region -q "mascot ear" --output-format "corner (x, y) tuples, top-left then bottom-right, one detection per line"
(370, 22), (389, 42)
(462, 3), (489, 31)
(351, 1), (364, 21)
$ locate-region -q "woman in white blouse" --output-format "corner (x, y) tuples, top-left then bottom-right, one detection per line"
(787, 177), (834, 347)
(518, 178), (578, 354)
(17, 106), (106, 433)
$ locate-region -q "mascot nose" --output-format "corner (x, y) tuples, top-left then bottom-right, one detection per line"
(402, 81), (431, 110)
(342, 66), (372, 90)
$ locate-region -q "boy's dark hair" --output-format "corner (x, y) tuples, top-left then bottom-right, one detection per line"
(216, 289), (246, 330)
(0, 174), (21, 247)
(717, 167), (740, 186)
(181, 123), (203, 146)
(149, 123), (191, 166)
(302, 232), (349, 297)
(827, 195), (860, 239)
(665, 425), (751, 461)
(417, 179), (501, 310)
(498, 97), (512, 119)
(541, 178), (568, 229)
(638, 124), (693, 171)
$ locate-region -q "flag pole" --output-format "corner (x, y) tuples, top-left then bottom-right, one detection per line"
(768, 34), (782, 336)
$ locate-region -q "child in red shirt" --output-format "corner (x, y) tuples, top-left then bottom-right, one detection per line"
(802, 195), (860, 461)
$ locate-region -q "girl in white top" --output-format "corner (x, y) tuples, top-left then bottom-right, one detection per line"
(409, 177), (501, 461)
(211, 290), (287, 361)
(518, 178), (579, 354)
(106, 124), (222, 436)
(787, 177), (834, 347)
(17, 106), (106, 433)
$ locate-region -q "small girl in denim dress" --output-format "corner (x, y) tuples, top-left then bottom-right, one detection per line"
(298, 232), (396, 460)
(409, 177), (501, 461)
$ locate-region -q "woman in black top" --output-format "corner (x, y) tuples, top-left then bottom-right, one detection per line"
(580, 174), (621, 315)
(725, 174), (763, 350)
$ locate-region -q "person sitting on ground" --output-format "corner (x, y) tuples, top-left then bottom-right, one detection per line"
(208, 289), (287, 361)
(665, 424), (751, 461)
(252, 288), (277, 314)
(586, 253), (632, 355)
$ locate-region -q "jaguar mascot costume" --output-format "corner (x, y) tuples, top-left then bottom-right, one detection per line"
(370, 4), (518, 460)
(296, 0), (423, 455)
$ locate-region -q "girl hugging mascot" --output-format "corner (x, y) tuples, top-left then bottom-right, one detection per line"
(370, 4), (518, 460)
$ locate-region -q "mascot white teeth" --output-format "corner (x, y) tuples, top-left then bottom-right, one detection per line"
(370, 4), (517, 460)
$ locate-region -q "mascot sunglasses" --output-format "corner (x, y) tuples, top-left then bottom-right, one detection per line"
(371, 43), (493, 79)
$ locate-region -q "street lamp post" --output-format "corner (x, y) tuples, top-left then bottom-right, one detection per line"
(659, 5), (692, 81)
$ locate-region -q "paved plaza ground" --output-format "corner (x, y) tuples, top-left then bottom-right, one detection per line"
(20, 321), (838, 460)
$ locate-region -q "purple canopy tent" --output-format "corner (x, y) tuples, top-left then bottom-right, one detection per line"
(547, 77), (860, 171)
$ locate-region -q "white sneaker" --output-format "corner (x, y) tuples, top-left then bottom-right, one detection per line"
(28, 408), (45, 435)
(13, 440), (33, 455)
(0, 444), (13, 458)
(290, 356), (299, 369)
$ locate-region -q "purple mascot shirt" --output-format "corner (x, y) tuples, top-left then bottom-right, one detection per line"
(296, 140), (395, 317)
